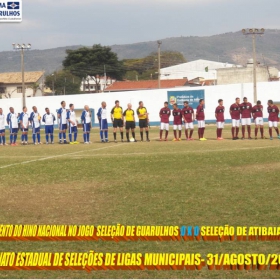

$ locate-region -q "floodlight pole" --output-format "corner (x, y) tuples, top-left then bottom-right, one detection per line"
(21, 48), (25, 107)
(242, 28), (265, 103)
(13, 43), (32, 108)
(157, 40), (162, 89)
(252, 33), (257, 103)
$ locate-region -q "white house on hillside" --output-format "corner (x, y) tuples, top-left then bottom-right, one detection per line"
(0, 71), (44, 99)
(160, 59), (241, 81)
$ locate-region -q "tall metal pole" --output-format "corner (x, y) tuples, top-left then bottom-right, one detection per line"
(64, 77), (66, 95)
(104, 64), (106, 92)
(157, 40), (162, 89)
(52, 78), (54, 94)
(242, 28), (264, 104)
(252, 33), (257, 103)
(13, 43), (31, 106)
(21, 48), (26, 107)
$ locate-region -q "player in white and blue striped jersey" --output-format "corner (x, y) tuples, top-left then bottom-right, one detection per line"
(42, 107), (56, 144)
(29, 106), (42, 145)
(19, 106), (29, 145)
(97, 101), (109, 143)
(57, 101), (68, 144)
(66, 103), (79, 144)
(0, 108), (7, 146)
(81, 105), (91, 144)
(6, 107), (18, 146)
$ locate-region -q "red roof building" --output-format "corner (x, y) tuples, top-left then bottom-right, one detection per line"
(104, 79), (188, 92)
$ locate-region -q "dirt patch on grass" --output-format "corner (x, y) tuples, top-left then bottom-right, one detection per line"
(0, 181), (110, 224)
(231, 162), (280, 173)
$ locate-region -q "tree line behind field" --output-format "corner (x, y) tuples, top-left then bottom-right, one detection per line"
(44, 44), (186, 95)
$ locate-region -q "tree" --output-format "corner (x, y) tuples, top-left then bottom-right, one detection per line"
(27, 82), (42, 97)
(62, 45), (125, 86)
(157, 51), (187, 68)
(45, 70), (81, 95)
(123, 51), (186, 80)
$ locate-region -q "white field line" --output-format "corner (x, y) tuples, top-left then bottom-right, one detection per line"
(69, 145), (279, 157)
(0, 143), (129, 169)
(0, 145), (278, 163)
(0, 137), (159, 169)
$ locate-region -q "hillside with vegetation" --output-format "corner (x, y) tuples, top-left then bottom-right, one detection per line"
(0, 30), (279, 75)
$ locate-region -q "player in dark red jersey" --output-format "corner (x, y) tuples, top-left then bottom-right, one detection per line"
(215, 99), (225, 140)
(240, 97), (253, 139)
(159, 102), (171, 141)
(172, 103), (182, 141)
(230, 97), (241, 140)
(196, 99), (206, 141)
(252, 100), (264, 139)
(267, 100), (280, 140)
(182, 101), (195, 140)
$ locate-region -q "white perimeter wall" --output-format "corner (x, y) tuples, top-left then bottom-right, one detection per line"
(0, 81), (280, 125)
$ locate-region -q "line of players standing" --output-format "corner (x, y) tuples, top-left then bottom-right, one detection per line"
(159, 97), (280, 141)
(0, 97), (279, 146)
(0, 102), (93, 146)
(0, 99), (151, 145)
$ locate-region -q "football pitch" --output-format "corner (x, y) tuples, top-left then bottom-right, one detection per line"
(0, 125), (280, 279)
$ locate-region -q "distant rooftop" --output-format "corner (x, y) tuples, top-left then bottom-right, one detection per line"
(0, 71), (44, 84)
(104, 79), (188, 92)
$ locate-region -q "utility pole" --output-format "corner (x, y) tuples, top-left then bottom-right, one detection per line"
(242, 28), (265, 103)
(12, 43), (31, 107)
(21, 48), (25, 102)
(104, 65), (107, 92)
(252, 33), (257, 103)
(41, 70), (45, 96)
(64, 77), (66, 95)
(157, 40), (162, 89)
(51, 74), (55, 95)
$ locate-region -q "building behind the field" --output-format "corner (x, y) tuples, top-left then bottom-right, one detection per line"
(160, 59), (240, 81)
(104, 79), (188, 92)
(1, 79), (280, 128)
(216, 59), (279, 85)
(0, 71), (44, 99)
(80, 75), (116, 93)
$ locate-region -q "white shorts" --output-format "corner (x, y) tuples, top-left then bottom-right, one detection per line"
(255, 117), (264, 126)
(217, 122), (224, 129)
(173, 125), (182, 130)
(241, 118), (251, 126)
(160, 123), (169, 131)
(232, 119), (240, 127)
(269, 121), (278, 128)
(197, 120), (205, 128)
(185, 122), (194, 129)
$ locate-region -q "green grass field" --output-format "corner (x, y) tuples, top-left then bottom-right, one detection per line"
(0, 125), (280, 279)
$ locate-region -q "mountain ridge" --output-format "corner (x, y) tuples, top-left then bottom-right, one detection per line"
(0, 30), (279, 74)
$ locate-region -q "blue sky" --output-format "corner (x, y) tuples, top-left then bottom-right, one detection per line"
(0, 0), (279, 51)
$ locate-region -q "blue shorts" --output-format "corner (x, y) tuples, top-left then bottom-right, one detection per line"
(59, 123), (67, 131)
(45, 125), (54, 134)
(83, 123), (91, 132)
(32, 127), (40, 134)
(10, 128), (18, 134)
(0, 129), (5, 134)
(69, 126), (77, 134)
(21, 128), (28, 132)
(100, 119), (108, 130)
